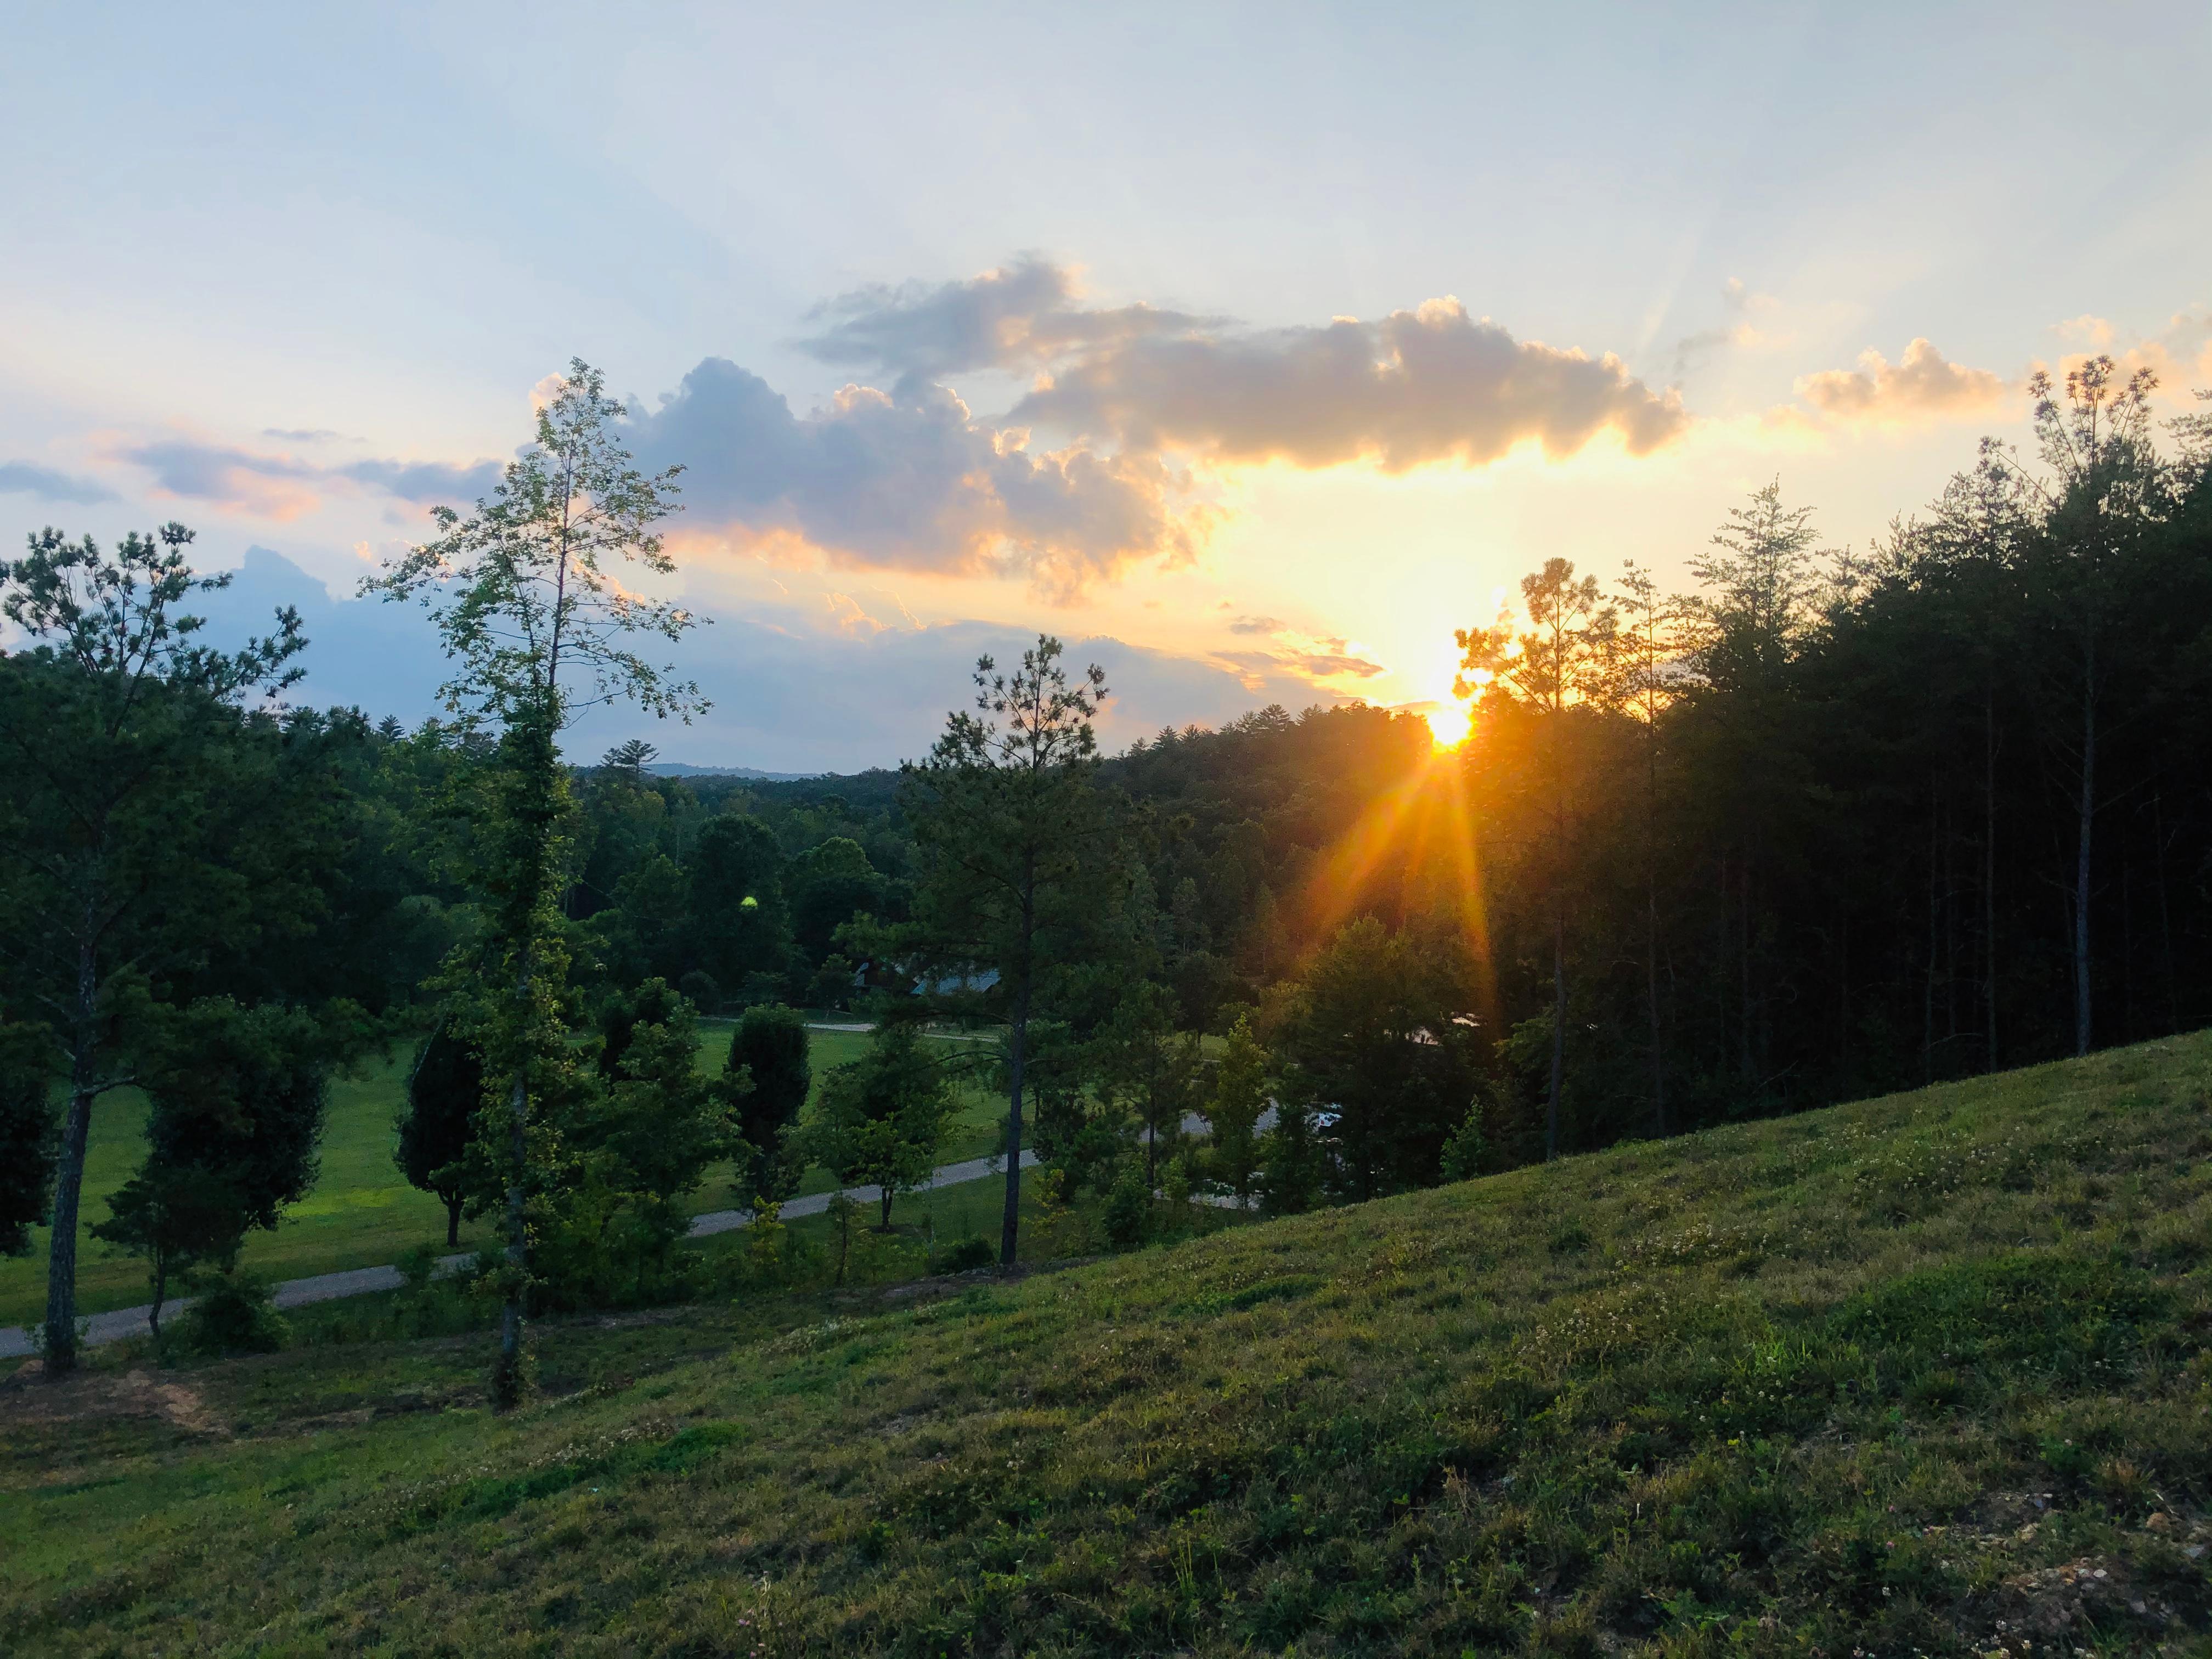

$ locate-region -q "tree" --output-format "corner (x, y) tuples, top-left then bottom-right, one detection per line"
(397, 1024), (482, 1247)
(1277, 917), (1471, 1200)
(0, 1024), (58, 1257)
(537, 985), (742, 1305)
(363, 359), (702, 1406)
(689, 815), (790, 993)
(902, 635), (1118, 1265)
(1457, 558), (1616, 1159)
(788, 837), (886, 964)
(600, 738), (659, 785)
(89, 1165), (241, 1338)
(1099, 983), (1201, 1188)
(727, 1003), (810, 1204)
(2007, 358), (2166, 1055)
(1613, 560), (1684, 1135)
(809, 1023), (956, 1231)
(0, 522), (321, 1373)
(94, 999), (335, 1335)
(1204, 1013), (1269, 1205)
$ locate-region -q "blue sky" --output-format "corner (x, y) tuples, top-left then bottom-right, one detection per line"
(5, 2), (2209, 769)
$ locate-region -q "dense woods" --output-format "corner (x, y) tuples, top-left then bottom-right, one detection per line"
(3, 356), (2209, 1391)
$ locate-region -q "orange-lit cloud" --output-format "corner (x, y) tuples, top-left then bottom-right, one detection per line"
(1796, 338), (2010, 425)
(1013, 296), (1686, 469)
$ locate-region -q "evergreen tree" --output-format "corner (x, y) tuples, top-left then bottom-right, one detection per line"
(397, 1025), (482, 1248)
(727, 1003), (811, 1204)
(902, 635), (1120, 1265)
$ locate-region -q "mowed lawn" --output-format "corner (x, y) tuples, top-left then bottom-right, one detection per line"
(0, 1020), (1007, 1327)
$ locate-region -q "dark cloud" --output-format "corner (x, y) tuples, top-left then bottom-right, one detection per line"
(797, 255), (1221, 393)
(336, 458), (503, 503)
(117, 440), (501, 517)
(625, 359), (1196, 595)
(1013, 296), (1686, 469)
(1226, 613), (1284, 634)
(0, 460), (117, 505)
(191, 546), (1352, 772)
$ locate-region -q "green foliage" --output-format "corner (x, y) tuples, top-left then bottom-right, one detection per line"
(1204, 1012), (1269, 1203)
(1439, 1099), (1485, 1181)
(901, 634), (1121, 1263)
(396, 1025), (481, 1245)
(1101, 1159), (1151, 1250)
(0, 1023), (57, 1256)
(808, 1023), (957, 1230)
(1257, 1096), (1325, 1216)
(534, 984), (742, 1308)
(727, 1003), (810, 1202)
(934, 1235), (994, 1273)
(688, 814), (790, 993)
(88, 1164), (244, 1333)
(170, 1269), (287, 1355)
(1276, 917), (1480, 1200)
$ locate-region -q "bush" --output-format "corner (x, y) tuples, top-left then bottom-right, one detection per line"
(677, 969), (722, 1012)
(173, 1271), (288, 1355)
(1103, 1163), (1150, 1251)
(936, 1236), (994, 1273)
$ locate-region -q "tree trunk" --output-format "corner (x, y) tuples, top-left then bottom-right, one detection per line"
(2073, 659), (2096, 1057)
(1546, 914), (1565, 1161)
(148, 1255), (168, 1340)
(42, 1085), (94, 1372)
(445, 1195), (462, 1250)
(880, 1187), (895, 1232)
(493, 1067), (528, 1408)
(1000, 943), (1031, 1268)
(44, 922), (104, 1375)
(1983, 691), (1999, 1071)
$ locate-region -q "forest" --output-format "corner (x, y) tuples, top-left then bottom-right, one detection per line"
(3, 357), (2209, 1395)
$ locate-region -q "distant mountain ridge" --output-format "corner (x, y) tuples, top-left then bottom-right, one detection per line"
(644, 761), (827, 781)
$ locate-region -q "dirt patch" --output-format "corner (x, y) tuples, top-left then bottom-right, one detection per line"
(0, 1363), (228, 1436)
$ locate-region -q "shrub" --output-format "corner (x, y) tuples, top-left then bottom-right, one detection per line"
(937, 1236), (994, 1273)
(173, 1271), (288, 1355)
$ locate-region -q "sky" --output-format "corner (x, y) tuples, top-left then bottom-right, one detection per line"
(5, 2), (2210, 770)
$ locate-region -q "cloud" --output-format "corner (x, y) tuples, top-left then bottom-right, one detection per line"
(0, 460), (117, 505)
(189, 545), (1353, 772)
(798, 255), (1222, 393)
(1012, 295), (1687, 469)
(261, 427), (342, 442)
(116, 439), (502, 519)
(1796, 338), (2010, 424)
(2049, 308), (2212, 399)
(624, 358), (1199, 596)
(1212, 621), (1386, 688)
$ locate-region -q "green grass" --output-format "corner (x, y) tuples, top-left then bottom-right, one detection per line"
(2, 1022), (1006, 1327)
(8, 1033), (2209, 1655)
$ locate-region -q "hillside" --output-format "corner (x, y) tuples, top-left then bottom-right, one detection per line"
(5, 1034), (2210, 1656)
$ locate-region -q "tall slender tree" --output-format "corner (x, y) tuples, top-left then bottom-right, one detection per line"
(1999, 357), (2165, 1055)
(902, 636), (1115, 1265)
(364, 359), (701, 1406)
(1613, 560), (1682, 1135)
(1457, 558), (1616, 1159)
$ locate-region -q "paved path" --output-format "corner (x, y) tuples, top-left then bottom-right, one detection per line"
(0, 1150), (1037, 1361)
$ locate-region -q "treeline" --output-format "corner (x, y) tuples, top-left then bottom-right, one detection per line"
(4, 354), (2208, 1394)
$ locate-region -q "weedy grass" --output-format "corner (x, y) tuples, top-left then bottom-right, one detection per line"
(4, 1032), (2210, 1656)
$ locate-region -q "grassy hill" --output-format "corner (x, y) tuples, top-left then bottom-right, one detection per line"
(5, 1034), (2209, 1656)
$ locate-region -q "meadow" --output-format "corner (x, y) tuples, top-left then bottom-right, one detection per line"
(0, 1020), (1005, 1328)
(5, 1031), (2207, 1655)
